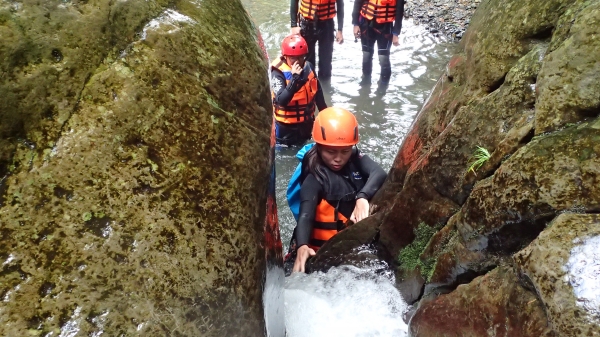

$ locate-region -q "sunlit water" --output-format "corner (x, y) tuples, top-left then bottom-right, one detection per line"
(242, 1), (455, 336)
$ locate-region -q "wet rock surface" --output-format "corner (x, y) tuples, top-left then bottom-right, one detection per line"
(0, 0), (274, 336)
(312, 0), (600, 334)
(405, 0), (481, 40)
(409, 265), (556, 337)
(515, 214), (600, 336)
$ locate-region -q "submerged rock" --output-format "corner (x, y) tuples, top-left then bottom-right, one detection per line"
(0, 0), (276, 336)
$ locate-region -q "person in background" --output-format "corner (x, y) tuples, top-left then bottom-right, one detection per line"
(352, 0), (405, 84)
(271, 34), (328, 146)
(284, 107), (387, 274)
(290, 0), (345, 80)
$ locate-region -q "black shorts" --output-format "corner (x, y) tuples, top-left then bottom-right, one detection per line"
(275, 120), (314, 146)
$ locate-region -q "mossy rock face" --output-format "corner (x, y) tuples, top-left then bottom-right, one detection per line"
(425, 118), (600, 290)
(409, 266), (556, 337)
(514, 214), (600, 337)
(0, 0), (168, 177)
(0, 0), (274, 336)
(535, 0), (600, 134)
(342, 0), (600, 327)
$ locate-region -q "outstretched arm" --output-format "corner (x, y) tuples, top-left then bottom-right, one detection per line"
(314, 80), (328, 111)
(352, 0), (364, 39)
(293, 173), (322, 273)
(335, 0), (344, 44)
(392, 0), (405, 36)
(291, 0), (301, 34)
(355, 153), (387, 200)
(350, 152), (387, 222)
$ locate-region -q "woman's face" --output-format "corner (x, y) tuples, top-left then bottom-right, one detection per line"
(318, 145), (353, 171)
(285, 55), (305, 67)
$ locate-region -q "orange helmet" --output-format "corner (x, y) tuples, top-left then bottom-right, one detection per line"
(312, 107), (359, 146)
(281, 34), (308, 57)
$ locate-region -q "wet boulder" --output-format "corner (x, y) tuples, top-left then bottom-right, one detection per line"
(514, 214), (600, 336)
(535, 1), (600, 134)
(0, 0), (276, 336)
(409, 265), (556, 337)
(423, 117), (600, 291)
(309, 0), (600, 330)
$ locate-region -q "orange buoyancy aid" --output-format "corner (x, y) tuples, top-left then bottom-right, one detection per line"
(308, 199), (350, 250)
(360, 0), (397, 24)
(299, 0), (337, 21)
(271, 57), (318, 124)
(307, 152), (366, 251)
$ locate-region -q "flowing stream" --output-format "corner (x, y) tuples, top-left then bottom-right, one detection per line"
(241, 0), (457, 336)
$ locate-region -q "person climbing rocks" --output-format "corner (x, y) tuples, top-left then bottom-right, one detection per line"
(283, 107), (387, 274)
(271, 34), (328, 146)
(352, 0), (405, 84)
(290, 0), (345, 80)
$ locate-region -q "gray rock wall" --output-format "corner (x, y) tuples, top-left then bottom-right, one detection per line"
(0, 0), (276, 336)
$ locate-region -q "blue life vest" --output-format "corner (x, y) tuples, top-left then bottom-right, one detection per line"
(287, 143), (315, 221)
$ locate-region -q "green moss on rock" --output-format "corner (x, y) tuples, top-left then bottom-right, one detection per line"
(0, 0), (273, 336)
(398, 222), (438, 281)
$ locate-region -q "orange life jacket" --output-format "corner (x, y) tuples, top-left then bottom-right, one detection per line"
(299, 0), (337, 21)
(360, 0), (397, 24)
(308, 199), (350, 250)
(271, 57), (318, 124)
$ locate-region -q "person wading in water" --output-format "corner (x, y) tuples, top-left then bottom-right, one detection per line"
(271, 34), (328, 146)
(352, 0), (405, 85)
(283, 107), (387, 274)
(290, 0), (345, 80)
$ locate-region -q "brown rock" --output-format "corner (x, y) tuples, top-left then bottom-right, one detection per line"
(409, 266), (556, 337)
(515, 213), (600, 336)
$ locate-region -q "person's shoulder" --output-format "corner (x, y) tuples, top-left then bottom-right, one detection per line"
(304, 61), (316, 73)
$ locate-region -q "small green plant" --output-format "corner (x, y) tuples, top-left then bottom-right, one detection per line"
(397, 223), (438, 281)
(467, 146), (491, 174)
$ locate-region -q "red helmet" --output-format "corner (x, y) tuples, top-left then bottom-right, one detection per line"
(281, 34), (308, 57)
(313, 107), (359, 146)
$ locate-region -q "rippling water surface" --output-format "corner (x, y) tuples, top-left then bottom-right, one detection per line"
(242, 1), (456, 336)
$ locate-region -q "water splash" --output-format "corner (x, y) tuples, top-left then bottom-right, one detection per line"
(285, 265), (408, 337)
(264, 264), (286, 337)
(565, 235), (600, 323)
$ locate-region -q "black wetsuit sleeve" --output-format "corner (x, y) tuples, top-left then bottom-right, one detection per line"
(271, 64), (308, 107)
(296, 173), (323, 247)
(352, 0), (363, 26)
(291, 0), (299, 28)
(315, 79), (328, 111)
(355, 152), (387, 200)
(336, 0), (344, 31)
(392, 0), (405, 36)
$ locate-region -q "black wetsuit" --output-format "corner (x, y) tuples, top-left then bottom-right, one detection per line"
(284, 148), (387, 275)
(290, 0), (345, 79)
(271, 61), (327, 146)
(352, 0), (405, 81)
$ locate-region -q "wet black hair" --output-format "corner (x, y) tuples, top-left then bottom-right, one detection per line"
(303, 145), (327, 185)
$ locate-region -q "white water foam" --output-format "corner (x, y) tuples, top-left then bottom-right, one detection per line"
(285, 265), (408, 337)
